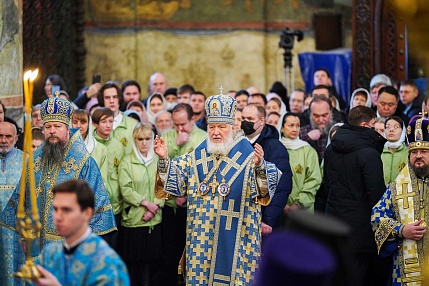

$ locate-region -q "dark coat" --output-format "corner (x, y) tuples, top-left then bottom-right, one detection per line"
(403, 92), (425, 120)
(253, 124), (293, 228)
(324, 124), (386, 253)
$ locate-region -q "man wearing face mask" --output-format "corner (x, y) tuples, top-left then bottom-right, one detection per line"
(241, 104), (293, 235)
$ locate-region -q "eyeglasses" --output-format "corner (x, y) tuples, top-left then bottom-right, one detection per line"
(385, 125), (401, 130)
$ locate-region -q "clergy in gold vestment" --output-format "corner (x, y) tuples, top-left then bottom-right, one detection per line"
(372, 115), (429, 285)
(154, 91), (281, 285)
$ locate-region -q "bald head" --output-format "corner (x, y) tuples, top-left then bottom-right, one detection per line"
(149, 72), (168, 94)
(0, 122), (18, 154)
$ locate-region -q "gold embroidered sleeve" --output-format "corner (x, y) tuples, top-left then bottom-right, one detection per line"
(255, 160), (270, 205)
(155, 172), (169, 200)
(374, 219), (401, 254)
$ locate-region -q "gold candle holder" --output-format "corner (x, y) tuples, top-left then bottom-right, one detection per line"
(13, 69), (42, 281)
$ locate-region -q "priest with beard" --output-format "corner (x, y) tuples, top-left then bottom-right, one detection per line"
(299, 96), (340, 211)
(154, 90), (282, 285)
(1, 95), (116, 258)
(372, 114), (429, 285)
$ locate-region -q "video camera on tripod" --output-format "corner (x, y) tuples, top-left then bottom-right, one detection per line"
(279, 27), (304, 68)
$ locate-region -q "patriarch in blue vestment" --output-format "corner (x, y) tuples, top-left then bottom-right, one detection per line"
(154, 89), (282, 285)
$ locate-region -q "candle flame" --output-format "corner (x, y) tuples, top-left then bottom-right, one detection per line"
(23, 70), (32, 81)
(30, 69), (39, 81)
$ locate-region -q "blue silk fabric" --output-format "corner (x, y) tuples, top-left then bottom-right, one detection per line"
(1, 128), (116, 258)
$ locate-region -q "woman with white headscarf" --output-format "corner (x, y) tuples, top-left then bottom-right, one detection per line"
(349, 88), (372, 108)
(72, 109), (108, 181)
(146, 92), (167, 126)
(266, 92), (287, 115)
(279, 113), (322, 215)
(346, 88), (372, 118)
(118, 122), (164, 285)
(381, 116), (408, 185)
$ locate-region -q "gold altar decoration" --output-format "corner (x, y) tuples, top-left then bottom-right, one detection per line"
(13, 69), (41, 281)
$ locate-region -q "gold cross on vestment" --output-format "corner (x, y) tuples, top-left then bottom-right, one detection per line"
(221, 153), (241, 177)
(219, 86), (224, 95)
(220, 199), (240, 230)
(397, 183), (416, 209)
(61, 157), (79, 174)
(208, 181), (218, 197)
(195, 150), (214, 174)
(420, 108), (428, 119)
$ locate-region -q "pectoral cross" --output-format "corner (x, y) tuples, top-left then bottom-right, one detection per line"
(208, 181), (218, 197)
(397, 183), (416, 209)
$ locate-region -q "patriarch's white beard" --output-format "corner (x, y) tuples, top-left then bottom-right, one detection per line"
(206, 132), (234, 156)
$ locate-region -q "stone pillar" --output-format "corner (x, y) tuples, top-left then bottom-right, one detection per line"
(0, 0), (23, 125)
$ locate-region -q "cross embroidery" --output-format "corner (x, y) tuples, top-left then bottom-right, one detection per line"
(221, 153), (241, 177)
(195, 150), (214, 175)
(61, 158), (79, 174)
(397, 183), (415, 209)
(220, 199), (240, 230)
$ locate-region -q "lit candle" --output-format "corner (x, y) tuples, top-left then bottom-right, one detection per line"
(18, 71), (32, 215)
(28, 69), (38, 216)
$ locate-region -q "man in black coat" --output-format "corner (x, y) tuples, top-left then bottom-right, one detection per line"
(241, 104), (293, 235)
(324, 106), (391, 286)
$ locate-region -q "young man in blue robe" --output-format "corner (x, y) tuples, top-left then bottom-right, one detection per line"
(154, 90), (282, 285)
(35, 179), (129, 286)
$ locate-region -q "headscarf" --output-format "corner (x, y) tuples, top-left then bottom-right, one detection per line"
(266, 92), (287, 115)
(83, 113), (97, 155)
(126, 100), (149, 123)
(349, 88), (372, 108)
(280, 136), (309, 150)
(326, 123), (344, 147)
(146, 93), (167, 126)
(384, 120), (406, 149)
(131, 123), (155, 166)
(277, 113), (308, 150)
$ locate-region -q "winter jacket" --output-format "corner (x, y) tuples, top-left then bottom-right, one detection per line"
(324, 124), (386, 253)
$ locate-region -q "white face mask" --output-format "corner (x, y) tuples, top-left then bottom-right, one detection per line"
(166, 101), (178, 111)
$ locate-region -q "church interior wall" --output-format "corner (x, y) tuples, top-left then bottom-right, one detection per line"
(83, 0), (352, 96)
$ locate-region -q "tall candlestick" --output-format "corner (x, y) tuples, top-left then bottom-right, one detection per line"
(14, 69), (41, 282)
(29, 69), (38, 216)
(18, 71), (32, 215)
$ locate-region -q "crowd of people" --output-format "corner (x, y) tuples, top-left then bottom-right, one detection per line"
(0, 69), (428, 285)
